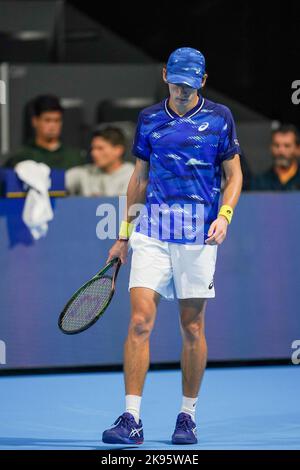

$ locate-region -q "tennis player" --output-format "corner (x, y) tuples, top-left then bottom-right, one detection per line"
(103, 47), (243, 445)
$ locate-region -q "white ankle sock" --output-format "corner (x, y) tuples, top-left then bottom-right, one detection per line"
(181, 396), (198, 421)
(125, 395), (142, 424)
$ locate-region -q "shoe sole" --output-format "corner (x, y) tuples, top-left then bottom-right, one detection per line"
(102, 436), (144, 445)
(172, 437), (198, 445)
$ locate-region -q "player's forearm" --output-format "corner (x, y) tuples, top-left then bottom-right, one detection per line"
(221, 170), (243, 210)
(124, 170), (148, 223)
(221, 155), (243, 211)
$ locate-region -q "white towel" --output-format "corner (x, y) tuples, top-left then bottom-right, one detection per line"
(15, 160), (54, 240)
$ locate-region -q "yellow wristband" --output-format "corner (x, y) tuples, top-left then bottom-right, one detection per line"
(119, 221), (134, 239)
(218, 205), (234, 224)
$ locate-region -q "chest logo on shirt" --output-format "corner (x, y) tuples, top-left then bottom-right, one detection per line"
(198, 122), (209, 132)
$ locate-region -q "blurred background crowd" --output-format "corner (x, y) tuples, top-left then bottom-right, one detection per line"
(0, 0), (299, 199)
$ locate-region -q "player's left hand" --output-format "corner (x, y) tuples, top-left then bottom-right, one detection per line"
(205, 216), (229, 245)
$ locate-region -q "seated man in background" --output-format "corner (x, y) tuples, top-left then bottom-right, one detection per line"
(6, 95), (85, 169)
(66, 127), (134, 196)
(251, 124), (300, 190)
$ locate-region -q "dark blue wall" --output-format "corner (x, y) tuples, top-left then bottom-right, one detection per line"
(0, 194), (299, 370)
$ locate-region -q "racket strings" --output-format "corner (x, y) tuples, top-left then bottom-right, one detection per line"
(60, 276), (112, 332)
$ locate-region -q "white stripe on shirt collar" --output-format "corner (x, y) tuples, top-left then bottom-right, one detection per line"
(164, 97), (205, 119)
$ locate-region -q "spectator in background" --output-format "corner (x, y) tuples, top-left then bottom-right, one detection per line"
(6, 95), (85, 169)
(66, 127), (134, 196)
(251, 124), (300, 190)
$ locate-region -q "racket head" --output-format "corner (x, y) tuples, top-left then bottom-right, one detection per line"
(58, 258), (121, 335)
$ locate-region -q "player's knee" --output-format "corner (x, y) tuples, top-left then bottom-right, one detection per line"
(129, 313), (154, 340)
(181, 320), (205, 342)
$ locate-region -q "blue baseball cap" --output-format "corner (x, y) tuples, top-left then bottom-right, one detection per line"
(166, 47), (206, 89)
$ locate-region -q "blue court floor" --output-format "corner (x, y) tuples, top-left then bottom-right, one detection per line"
(0, 366), (299, 450)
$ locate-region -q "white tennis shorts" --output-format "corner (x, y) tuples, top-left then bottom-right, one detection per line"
(128, 231), (218, 300)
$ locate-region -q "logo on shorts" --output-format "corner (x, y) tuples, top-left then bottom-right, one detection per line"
(208, 280), (214, 289)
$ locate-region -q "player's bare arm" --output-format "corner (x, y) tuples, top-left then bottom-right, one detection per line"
(206, 154), (243, 245)
(107, 157), (149, 264)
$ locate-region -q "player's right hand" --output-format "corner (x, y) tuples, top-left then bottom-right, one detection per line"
(106, 239), (129, 264)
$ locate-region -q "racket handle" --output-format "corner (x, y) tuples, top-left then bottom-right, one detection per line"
(112, 258), (122, 289)
(106, 257), (119, 268)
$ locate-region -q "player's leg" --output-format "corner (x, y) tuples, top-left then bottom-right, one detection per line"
(173, 243), (217, 400)
(103, 287), (160, 445)
(124, 286), (160, 400)
(171, 298), (207, 445)
(179, 297), (207, 400)
(103, 232), (173, 444)
(171, 242), (217, 444)
(124, 232), (173, 423)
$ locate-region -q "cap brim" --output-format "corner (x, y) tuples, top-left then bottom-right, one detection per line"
(166, 73), (201, 89)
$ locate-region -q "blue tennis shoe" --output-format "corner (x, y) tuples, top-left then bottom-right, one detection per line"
(172, 412), (198, 444)
(102, 412), (144, 445)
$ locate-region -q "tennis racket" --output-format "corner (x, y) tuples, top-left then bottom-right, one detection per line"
(58, 257), (121, 335)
